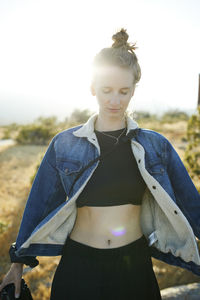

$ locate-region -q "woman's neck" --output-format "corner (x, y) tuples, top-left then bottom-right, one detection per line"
(94, 115), (127, 131)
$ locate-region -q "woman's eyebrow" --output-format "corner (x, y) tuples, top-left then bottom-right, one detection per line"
(102, 86), (131, 89)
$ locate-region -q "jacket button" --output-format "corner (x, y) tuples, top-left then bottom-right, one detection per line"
(152, 186), (156, 189)
(174, 210), (178, 214)
(138, 159), (141, 163)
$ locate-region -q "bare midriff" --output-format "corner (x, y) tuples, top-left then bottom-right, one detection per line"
(69, 204), (143, 248)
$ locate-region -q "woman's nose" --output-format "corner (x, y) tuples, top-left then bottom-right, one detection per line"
(109, 97), (121, 105)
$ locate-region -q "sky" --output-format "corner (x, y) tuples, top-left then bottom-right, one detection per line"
(0, 0), (200, 125)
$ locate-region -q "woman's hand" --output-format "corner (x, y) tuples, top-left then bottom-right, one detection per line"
(0, 262), (24, 298)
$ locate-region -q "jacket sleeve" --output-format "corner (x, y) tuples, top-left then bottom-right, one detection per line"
(165, 137), (200, 238)
(9, 135), (67, 268)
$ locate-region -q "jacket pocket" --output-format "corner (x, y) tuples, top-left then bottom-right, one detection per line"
(146, 161), (166, 184)
(147, 159), (165, 174)
(149, 165), (165, 175)
(56, 159), (83, 196)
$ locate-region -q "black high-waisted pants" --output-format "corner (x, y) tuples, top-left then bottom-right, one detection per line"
(50, 234), (162, 300)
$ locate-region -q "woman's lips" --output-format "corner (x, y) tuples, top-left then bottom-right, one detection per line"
(107, 108), (120, 112)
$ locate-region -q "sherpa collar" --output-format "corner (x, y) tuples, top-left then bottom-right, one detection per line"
(72, 113), (139, 138)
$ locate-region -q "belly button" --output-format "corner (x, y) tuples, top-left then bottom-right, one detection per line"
(107, 239), (111, 245)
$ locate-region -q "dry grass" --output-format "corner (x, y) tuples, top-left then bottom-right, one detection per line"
(0, 143), (62, 299)
(0, 120), (199, 299)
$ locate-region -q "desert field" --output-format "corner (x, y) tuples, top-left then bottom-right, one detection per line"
(0, 119), (200, 299)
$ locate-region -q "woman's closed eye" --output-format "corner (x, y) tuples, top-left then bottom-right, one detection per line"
(102, 89), (128, 95)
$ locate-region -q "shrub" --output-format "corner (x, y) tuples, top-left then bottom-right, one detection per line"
(161, 109), (190, 123)
(184, 106), (200, 191)
(16, 125), (56, 145)
(15, 116), (59, 145)
(133, 110), (158, 122)
(68, 109), (94, 124)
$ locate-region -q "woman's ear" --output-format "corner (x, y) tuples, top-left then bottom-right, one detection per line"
(90, 83), (96, 96)
(131, 85), (136, 97)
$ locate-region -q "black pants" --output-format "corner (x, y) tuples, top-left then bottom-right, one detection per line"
(50, 234), (162, 300)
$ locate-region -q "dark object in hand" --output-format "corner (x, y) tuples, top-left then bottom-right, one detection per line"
(9, 243), (39, 268)
(0, 278), (33, 300)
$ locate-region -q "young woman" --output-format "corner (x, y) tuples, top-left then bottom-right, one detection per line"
(1, 28), (200, 300)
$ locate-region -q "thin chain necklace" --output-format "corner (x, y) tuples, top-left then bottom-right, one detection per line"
(97, 127), (127, 145)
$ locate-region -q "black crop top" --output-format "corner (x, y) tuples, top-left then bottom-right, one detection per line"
(76, 127), (146, 207)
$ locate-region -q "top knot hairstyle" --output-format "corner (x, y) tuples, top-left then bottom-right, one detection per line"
(92, 28), (141, 85)
(111, 28), (137, 53)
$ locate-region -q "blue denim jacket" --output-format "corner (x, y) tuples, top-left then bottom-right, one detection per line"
(10, 113), (200, 276)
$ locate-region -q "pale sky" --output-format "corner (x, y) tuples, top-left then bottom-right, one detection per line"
(0, 0), (200, 125)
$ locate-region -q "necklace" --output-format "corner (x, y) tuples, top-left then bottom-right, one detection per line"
(97, 127), (127, 145)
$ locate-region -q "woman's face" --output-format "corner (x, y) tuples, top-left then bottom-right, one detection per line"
(90, 65), (136, 119)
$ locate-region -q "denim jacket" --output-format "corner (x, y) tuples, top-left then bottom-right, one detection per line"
(9, 113), (200, 276)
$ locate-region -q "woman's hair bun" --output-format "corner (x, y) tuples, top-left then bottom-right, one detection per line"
(92, 27), (141, 85)
(111, 28), (137, 53)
